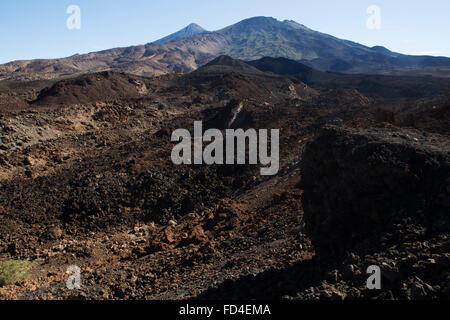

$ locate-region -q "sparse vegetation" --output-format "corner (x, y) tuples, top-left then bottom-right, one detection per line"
(0, 260), (34, 286)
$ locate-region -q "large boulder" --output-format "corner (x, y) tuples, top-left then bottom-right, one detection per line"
(300, 126), (450, 256)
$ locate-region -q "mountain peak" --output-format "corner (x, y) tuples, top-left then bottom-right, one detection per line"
(217, 16), (311, 38)
(231, 16), (279, 27)
(228, 17), (309, 29)
(185, 23), (206, 32)
(154, 23), (208, 44)
(241, 16), (277, 22)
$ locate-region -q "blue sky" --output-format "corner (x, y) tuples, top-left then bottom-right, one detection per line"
(0, 0), (449, 63)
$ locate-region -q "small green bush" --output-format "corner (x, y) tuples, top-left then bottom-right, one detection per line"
(0, 260), (34, 286)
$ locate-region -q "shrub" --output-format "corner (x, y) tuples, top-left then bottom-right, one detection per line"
(0, 260), (34, 286)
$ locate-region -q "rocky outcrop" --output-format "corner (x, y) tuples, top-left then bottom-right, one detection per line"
(32, 71), (153, 106)
(301, 126), (450, 257)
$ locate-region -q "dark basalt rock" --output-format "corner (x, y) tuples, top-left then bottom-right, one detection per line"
(301, 126), (450, 257)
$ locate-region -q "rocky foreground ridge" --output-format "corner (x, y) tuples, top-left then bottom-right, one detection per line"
(201, 126), (450, 300)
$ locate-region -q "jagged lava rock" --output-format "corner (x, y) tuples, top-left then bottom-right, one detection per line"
(300, 126), (450, 256)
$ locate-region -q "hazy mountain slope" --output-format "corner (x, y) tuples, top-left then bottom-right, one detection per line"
(154, 23), (209, 44)
(249, 56), (450, 99)
(216, 17), (373, 62)
(247, 56), (322, 83)
(217, 17), (450, 74)
(1, 16), (449, 81)
(0, 33), (227, 81)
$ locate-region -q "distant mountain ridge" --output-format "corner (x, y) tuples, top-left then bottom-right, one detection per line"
(247, 56), (450, 99)
(1, 16), (450, 81)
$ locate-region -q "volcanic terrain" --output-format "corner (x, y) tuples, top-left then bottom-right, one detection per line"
(0, 55), (449, 300)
